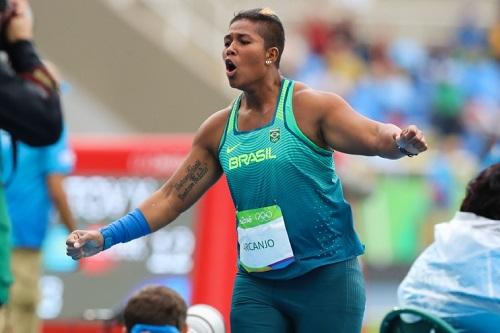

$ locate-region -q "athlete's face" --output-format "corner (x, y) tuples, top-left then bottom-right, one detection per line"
(223, 19), (269, 89)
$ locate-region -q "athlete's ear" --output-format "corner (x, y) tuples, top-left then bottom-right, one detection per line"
(265, 47), (279, 65)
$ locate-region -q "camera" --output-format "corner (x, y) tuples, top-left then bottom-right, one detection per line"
(0, 0), (11, 15)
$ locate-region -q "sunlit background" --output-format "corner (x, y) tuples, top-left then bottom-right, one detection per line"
(20, 0), (500, 332)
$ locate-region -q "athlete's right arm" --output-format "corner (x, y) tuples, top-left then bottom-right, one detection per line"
(138, 109), (229, 231)
(66, 108), (231, 259)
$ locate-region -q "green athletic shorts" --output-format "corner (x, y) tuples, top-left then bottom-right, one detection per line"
(230, 258), (365, 333)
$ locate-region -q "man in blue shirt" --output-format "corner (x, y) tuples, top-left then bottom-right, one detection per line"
(1, 127), (75, 333)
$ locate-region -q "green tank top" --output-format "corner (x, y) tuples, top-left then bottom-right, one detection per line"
(218, 78), (364, 280)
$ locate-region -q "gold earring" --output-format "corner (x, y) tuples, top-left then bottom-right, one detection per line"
(265, 59), (272, 65)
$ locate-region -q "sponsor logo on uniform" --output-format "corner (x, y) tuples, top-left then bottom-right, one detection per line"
(226, 143), (241, 154)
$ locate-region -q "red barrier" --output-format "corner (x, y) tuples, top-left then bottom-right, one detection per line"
(43, 321), (122, 333)
(192, 177), (237, 331)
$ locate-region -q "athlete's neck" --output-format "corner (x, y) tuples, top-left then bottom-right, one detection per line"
(241, 73), (282, 114)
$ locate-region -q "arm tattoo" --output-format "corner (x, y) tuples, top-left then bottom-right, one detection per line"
(174, 160), (208, 200)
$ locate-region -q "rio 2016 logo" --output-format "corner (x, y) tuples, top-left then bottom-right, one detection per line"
(254, 211), (272, 222)
(239, 210), (273, 225)
(239, 216), (252, 225)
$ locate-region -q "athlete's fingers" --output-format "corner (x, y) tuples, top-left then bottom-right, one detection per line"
(407, 132), (423, 146)
(407, 132), (428, 152)
(73, 232), (94, 249)
(66, 246), (80, 255)
(66, 230), (81, 247)
(66, 230), (91, 249)
(66, 244), (83, 260)
(67, 251), (81, 260)
(70, 252), (83, 261)
(400, 126), (418, 141)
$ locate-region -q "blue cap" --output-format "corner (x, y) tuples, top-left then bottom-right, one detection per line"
(131, 324), (180, 333)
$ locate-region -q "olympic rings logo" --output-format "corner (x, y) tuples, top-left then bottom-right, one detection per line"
(239, 217), (252, 225)
(254, 211), (272, 221)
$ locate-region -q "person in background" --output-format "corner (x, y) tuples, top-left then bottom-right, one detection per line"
(122, 285), (225, 333)
(123, 285), (188, 333)
(1, 121), (75, 333)
(67, 8), (427, 333)
(398, 163), (500, 333)
(0, 0), (63, 329)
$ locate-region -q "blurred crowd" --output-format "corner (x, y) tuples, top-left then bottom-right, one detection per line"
(287, 11), (499, 169)
(283, 10), (499, 226)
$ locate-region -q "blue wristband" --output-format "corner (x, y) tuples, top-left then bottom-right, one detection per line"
(100, 209), (151, 250)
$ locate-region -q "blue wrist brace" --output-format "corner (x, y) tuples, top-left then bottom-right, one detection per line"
(100, 209), (151, 250)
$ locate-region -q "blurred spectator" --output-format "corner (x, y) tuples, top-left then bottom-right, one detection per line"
(424, 135), (478, 237)
(302, 18), (331, 56)
(123, 285), (188, 333)
(481, 137), (500, 168)
(389, 38), (427, 75)
(123, 285), (225, 333)
(288, 3), (500, 189)
(398, 163), (500, 333)
(431, 81), (464, 135)
(0, 0), (62, 143)
(455, 4), (487, 52)
(326, 20), (366, 95)
(0, 0), (63, 329)
(1, 124), (75, 333)
(488, 14), (500, 60)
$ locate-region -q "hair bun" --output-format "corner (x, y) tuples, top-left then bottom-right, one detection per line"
(259, 8), (277, 16)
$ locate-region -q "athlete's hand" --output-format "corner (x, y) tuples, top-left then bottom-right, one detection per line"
(66, 230), (104, 260)
(394, 125), (428, 156)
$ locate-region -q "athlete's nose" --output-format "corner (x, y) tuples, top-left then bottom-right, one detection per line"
(225, 41), (237, 56)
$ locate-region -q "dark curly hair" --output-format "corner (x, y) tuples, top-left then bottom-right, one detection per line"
(460, 163), (500, 220)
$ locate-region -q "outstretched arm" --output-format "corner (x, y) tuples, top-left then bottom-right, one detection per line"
(305, 89), (427, 159)
(66, 110), (228, 259)
(139, 136), (223, 231)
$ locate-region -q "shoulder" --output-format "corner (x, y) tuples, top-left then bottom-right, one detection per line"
(293, 81), (344, 107)
(291, 81), (346, 121)
(198, 107), (231, 136)
(193, 106), (232, 155)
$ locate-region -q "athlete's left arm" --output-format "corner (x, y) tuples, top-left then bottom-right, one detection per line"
(314, 91), (427, 159)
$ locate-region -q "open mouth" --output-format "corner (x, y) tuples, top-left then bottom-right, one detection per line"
(225, 59), (237, 75)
